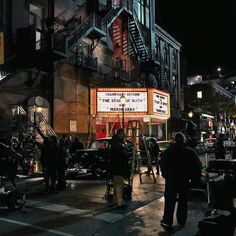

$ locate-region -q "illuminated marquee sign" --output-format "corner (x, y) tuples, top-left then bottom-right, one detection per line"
(90, 88), (170, 119)
(153, 91), (169, 115)
(97, 91), (147, 113)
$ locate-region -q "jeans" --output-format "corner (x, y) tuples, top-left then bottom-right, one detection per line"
(113, 175), (124, 206)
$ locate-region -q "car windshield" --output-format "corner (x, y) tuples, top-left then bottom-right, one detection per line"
(204, 138), (216, 145)
(157, 141), (171, 151)
(90, 140), (109, 149)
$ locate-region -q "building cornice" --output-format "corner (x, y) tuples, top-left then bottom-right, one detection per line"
(155, 24), (181, 50)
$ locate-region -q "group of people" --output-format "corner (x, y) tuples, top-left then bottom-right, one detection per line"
(109, 128), (202, 231)
(40, 134), (84, 193)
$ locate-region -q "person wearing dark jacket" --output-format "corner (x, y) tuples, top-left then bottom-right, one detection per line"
(69, 136), (84, 154)
(50, 136), (67, 191)
(110, 128), (130, 207)
(40, 137), (52, 193)
(147, 137), (160, 175)
(214, 133), (226, 159)
(159, 132), (202, 230)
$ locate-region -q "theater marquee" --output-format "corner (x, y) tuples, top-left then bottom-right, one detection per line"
(90, 88), (170, 120)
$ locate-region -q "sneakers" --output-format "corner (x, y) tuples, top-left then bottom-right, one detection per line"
(160, 220), (172, 230)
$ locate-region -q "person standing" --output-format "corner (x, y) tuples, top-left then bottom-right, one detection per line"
(40, 137), (52, 193)
(69, 136), (84, 154)
(214, 133), (226, 159)
(159, 132), (202, 230)
(50, 136), (67, 191)
(147, 137), (160, 175)
(110, 128), (130, 207)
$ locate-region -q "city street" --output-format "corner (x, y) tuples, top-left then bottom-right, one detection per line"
(0, 0), (236, 235)
(0, 166), (210, 236)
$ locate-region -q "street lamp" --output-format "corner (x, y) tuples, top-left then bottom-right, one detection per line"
(188, 111), (193, 119)
(217, 67), (222, 80)
(120, 94), (126, 128)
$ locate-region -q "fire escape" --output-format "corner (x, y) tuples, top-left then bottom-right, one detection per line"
(0, 22), (57, 138)
(103, 0), (148, 63)
(52, 0), (149, 73)
(101, 0), (149, 84)
(9, 105), (56, 140)
(53, 11), (106, 56)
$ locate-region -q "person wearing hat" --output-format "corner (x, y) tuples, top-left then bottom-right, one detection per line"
(159, 132), (202, 230)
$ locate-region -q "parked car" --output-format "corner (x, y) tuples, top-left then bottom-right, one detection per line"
(157, 140), (171, 154)
(204, 137), (236, 153)
(204, 138), (216, 153)
(196, 143), (207, 155)
(66, 137), (133, 178)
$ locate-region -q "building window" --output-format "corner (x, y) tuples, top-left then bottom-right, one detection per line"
(145, 0), (150, 28)
(154, 36), (160, 61)
(172, 52), (177, 70)
(137, 0), (150, 28)
(99, 0), (112, 10)
(0, 0), (2, 26)
(112, 0), (120, 8)
(172, 76), (176, 87)
(163, 47), (168, 65)
(30, 3), (43, 50)
(197, 91), (202, 99)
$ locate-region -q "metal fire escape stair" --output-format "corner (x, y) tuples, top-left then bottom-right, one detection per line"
(128, 17), (148, 62)
(54, 13), (106, 56)
(102, 0), (147, 63)
(103, 6), (125, 29)
(15, 106), (56, 139)
(102, 0), (133, 29)
(0, 63), (12, 82)
(211, 81), (235, 101)
(154, 65), (170, 91)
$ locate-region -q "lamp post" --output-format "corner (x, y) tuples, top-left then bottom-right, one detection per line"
(120, 94), (126, 128)
(188, 111), (193, 119)
(217, 67), (222, 80)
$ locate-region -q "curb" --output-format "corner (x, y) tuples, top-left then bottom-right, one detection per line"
(16, 177), (44, 194)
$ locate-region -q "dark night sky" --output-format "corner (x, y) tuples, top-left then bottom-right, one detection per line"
(156, 1), (236, 76)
